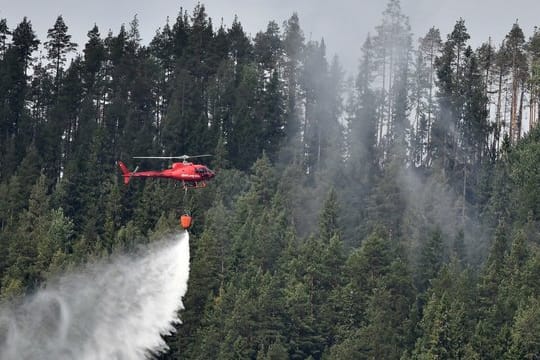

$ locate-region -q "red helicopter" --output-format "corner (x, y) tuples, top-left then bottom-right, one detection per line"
(117, 154), (215, 190)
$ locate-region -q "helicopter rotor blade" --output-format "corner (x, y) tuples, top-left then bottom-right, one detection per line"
(180, 154), (213, 159)
(133, 156), (177, 159)
(133, 154), (213, 160)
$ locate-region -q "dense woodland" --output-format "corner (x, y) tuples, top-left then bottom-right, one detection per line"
(1, 0), (540, 358)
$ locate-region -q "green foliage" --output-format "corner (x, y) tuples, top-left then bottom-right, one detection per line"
(45, 15), (77, 83)
(507, 297), (540, 359)
(1, 3), (540, 360)
(356, 259), (415, 359)
(415, 227), (445, 294)
(318, 188), (340, 241)
(12, 17), (40, 74)
(412, 261), (475, 359)
(507, 127), (540, 222)
(261, 339), (289, 360)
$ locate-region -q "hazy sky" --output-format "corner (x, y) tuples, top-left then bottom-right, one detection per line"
(2, 0), (539, 74)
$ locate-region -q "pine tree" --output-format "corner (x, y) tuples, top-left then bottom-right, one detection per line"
(282, 13), (305, 161)
(46, 58), (85, 178)
(45, 15), (77, 85)
(228, 16), (253, 70)
(371, 0), (412, 162)
(432, 18), (470, 179)
(0, 18), (11, 58)
(82, 25), (105, 91)
(1, 18), (39, 154)
(462, 46), (489, 166)
(411, 28), (440, 167)
(301, 39), (327, 173)
(11, 17), (40, 76)
(343, 35), (379, 241)
(528, 28), (540, 129)
(504, 22), (528, 143)
(492, 41), (511, 151)
(227, 64), (261, 168)
(258, 68), (286, 160)
(254, 21), (282, 73)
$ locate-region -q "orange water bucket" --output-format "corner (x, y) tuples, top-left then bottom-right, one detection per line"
(180, 214), (192, 229)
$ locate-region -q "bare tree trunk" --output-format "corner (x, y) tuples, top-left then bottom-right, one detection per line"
(414, 93), (421, 166)
(426, 44), (435, 167)
(387, 45), (394, 146)
(530, 89), (536, 131)
(504, 87), (510, 138)
(454, 45), (462, 166)
(462, 164), (467, 226)
(510, 51), (519, 143)
(379, 48), (387, 148)
(495, 66), (503, 152)
(516, 84), (525, 140)
(317, 125), (321, 169)
(530, 83), (539, 131)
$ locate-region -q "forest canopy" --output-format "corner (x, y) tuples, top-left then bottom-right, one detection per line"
(0, 1), (539, 358)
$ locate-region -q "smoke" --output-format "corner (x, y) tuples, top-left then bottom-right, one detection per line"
(397, 165), (490, 264)
(0, 231), (190, 360)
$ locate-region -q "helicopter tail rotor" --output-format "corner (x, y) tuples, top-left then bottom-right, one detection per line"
(117, 161), (131, 185)
(116, 161), (140, 185)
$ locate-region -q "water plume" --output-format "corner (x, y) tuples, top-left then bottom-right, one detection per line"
(0, 231), (190, 360)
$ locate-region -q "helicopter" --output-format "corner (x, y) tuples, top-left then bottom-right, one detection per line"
(116, 154), (215, 191)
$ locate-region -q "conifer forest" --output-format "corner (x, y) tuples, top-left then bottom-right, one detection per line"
(1, 0), (540, 358)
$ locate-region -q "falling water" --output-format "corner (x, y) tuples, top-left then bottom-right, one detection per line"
(0, 231), (190, 360)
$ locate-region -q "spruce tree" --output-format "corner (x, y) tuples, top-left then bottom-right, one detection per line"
(507, 297), (540, 359)
(318, 188), (340, 241)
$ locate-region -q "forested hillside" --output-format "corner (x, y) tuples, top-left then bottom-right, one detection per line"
(1, 0), (539, 358)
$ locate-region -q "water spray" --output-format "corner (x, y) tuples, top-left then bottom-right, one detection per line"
(0, 231), (190, 360)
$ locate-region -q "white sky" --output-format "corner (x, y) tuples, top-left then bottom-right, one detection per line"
(1, 0), (539, 75)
